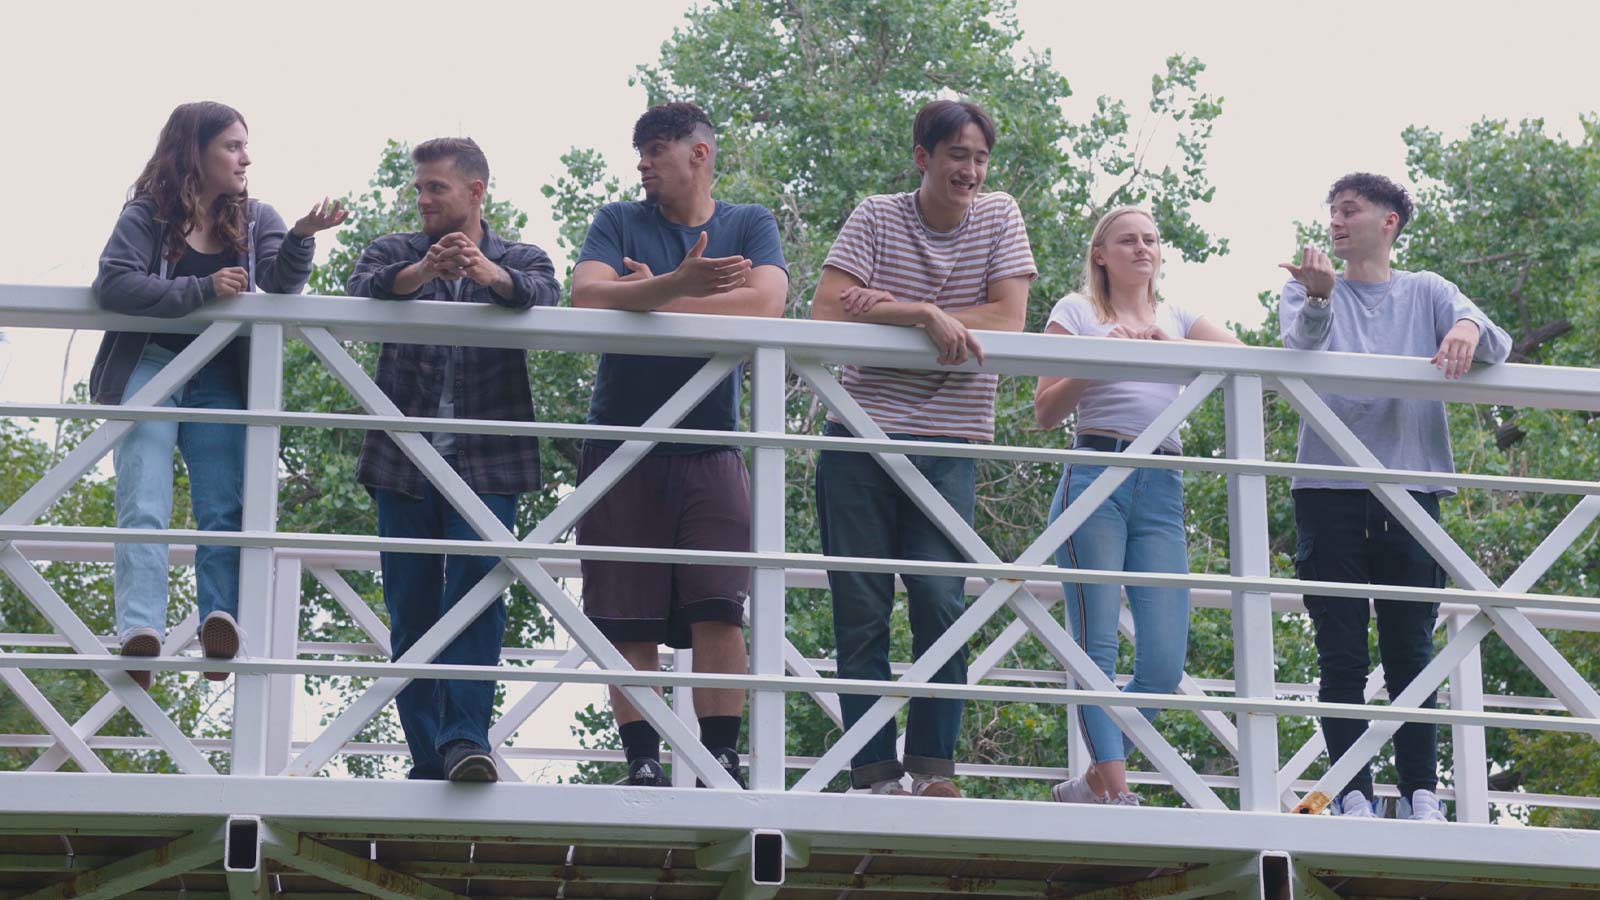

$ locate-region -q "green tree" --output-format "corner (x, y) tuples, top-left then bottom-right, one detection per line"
(1395, 116), (1600, 823)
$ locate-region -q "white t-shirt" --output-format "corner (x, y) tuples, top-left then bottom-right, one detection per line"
(1046, 293), (1201, 453)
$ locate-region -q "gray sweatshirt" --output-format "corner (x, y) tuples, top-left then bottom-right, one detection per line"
(1279, 270), (1512, 493)
(89, 197), (314, 403)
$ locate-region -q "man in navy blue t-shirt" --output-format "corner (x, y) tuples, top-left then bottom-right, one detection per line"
(571, 101), (788, 788)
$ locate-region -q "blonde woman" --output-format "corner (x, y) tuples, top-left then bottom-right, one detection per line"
(1035, 206), (1240, 805)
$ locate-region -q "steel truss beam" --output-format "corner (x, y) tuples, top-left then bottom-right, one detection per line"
(0, 327), (242, 776)
(1066, 857), (1258, 900)
(0, 667), (108, 773)
(17, 400), (1600, 500)
(11, 522), (1600, 617)
(792, 361), (1227, 808)
(0, 555), (213, 773)
(5, 774), (1599, 889)
(1276, 376), (1600, 812)
(9, 826), (223, 900)
(9, 288), (1600, 412)
(259, 824), (469, 900)
(285, 326), (738, 787)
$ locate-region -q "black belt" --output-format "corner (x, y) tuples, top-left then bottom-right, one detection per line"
(1073, 434), (1176, 456)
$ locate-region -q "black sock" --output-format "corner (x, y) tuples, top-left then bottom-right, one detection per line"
(619, 720), (660, 763)
(698, 715), (742, 753)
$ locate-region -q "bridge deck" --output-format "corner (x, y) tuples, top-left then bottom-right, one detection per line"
(3, 775), (1599, 900)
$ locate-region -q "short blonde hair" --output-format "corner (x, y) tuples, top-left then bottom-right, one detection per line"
(1081, 206), (1160, 323)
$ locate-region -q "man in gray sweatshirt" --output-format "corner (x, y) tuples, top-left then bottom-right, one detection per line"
(1279, 172), (1512, 822)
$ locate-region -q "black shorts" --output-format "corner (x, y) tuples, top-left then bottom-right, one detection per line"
(576, 443), (751, 649)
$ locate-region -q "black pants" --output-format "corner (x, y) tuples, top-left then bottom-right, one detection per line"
(1293, 489), (1445, 801)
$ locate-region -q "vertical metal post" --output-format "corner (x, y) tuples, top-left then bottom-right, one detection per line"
(1224, 374), (1279, 811)
(1448, 613), (1490, 823)
(748, 347), (787, 791)
(670, 648), (697, 788)
(232, 322), (283, 775)
(263, 554), (302, 775)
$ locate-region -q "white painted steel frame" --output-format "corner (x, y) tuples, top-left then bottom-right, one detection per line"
(8, 287), (1600, 411)
(4, 286), (1600, 846)
(4, 774), (1600, 889)
(287, 325), (740, 788)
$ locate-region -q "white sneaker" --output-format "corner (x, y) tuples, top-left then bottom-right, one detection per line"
(118, 626), (162, 691)
(1397, 789), (1448, 822)
(200, 610), (241, 681)
(868, 778), (910, 796)
(1110, 791), (1142, 807)
(1332, 790), (1376, 818)
(1050, 776), (1108, 804)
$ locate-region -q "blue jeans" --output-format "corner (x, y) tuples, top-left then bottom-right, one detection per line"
(1050, 461), (1190, 764)
(113, 343), (245, 641)
(374, 485), (516, 780)
(815, 423), (974, 788)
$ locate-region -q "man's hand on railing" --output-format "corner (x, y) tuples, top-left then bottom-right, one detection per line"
(210, 267), (249, 298)
(1433, 319), (1482, 379)
(920, 305), (985, 366)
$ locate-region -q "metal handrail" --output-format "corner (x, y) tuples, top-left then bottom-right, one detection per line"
(3, 285), (1598, 822)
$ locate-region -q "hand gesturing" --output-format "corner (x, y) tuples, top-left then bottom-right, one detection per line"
(1279, 245), (1337, 300)
(291, 197), (349, 239)
(671, 231), (751, 297)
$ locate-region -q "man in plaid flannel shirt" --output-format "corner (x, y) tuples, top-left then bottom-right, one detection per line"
(348, 137), (558, 783)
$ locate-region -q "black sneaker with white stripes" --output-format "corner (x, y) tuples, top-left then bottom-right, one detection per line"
(697, 747), (748, 789)
(624, 757), (669, 787)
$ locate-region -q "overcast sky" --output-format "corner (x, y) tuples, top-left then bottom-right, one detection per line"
(3, 0), (1596, 779)
(3, 0), (1596, 399)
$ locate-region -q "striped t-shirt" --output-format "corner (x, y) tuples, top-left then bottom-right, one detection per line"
(822, 191), (1037, 441)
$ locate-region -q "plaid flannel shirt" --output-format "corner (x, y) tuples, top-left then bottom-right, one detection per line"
(348, 221), (559, 499)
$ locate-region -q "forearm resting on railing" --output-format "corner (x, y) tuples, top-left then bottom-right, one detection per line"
(656, 265), (787, 316)
(570, 267), (683, 311)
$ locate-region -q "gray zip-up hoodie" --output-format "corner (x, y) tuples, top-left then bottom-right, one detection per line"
(89, 196), (315, 403)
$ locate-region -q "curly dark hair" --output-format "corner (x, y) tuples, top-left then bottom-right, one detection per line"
(131, 101), (249, 263)
(632, 101), (716, 149)
(1327, 172), (1414, 238)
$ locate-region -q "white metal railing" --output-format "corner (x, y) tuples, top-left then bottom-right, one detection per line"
(3, 285), (1600, 822)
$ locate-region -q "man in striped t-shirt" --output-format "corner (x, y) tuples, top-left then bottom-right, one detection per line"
(810, 100), (1037, 797)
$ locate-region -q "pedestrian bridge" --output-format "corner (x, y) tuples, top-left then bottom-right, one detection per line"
(3, 286), (1599, 899)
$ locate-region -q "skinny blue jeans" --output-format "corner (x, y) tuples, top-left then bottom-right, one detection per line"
(113, 343), (245, 642)
(1049, 461), (1190, 764)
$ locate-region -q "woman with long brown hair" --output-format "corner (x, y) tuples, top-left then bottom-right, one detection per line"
(91, 100), (346, 689)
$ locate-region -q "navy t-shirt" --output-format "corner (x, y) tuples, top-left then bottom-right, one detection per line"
(578, 200), (788, 454)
